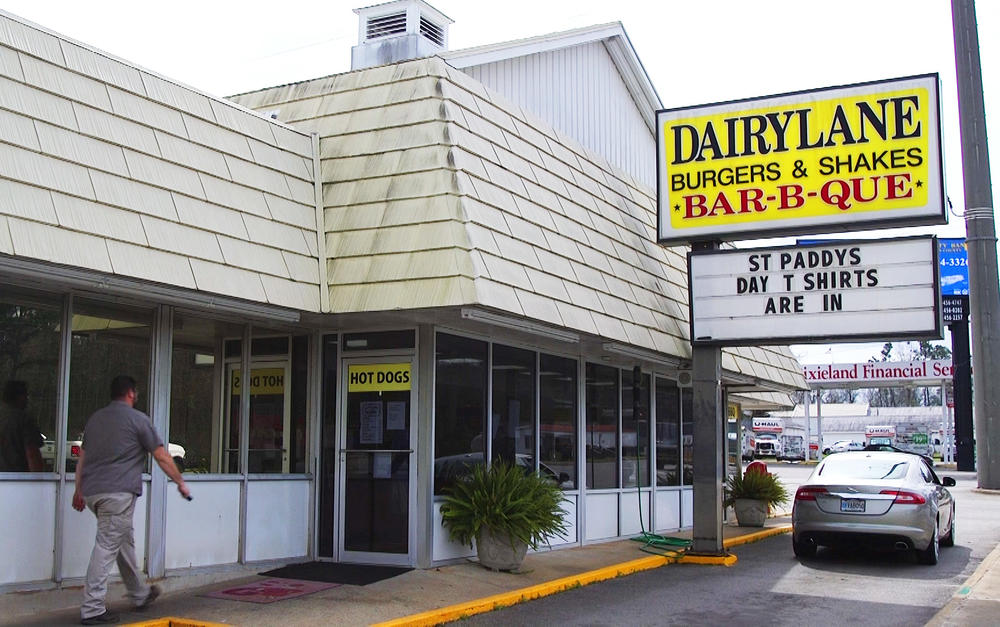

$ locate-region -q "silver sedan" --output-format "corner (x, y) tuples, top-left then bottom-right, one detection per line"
(792, 451), (956, 565)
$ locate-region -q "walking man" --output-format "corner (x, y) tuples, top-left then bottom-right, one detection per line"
(73, 375), (190, 625)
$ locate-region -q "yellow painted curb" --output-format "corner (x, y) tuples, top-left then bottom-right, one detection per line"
(126, 618), (229, 627)
(375, 526), (792, 627)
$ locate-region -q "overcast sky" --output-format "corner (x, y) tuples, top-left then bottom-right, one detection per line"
(3, 0), (996, 364)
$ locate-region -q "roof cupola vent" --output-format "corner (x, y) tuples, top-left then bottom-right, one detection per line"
(352, 0), (453, 70)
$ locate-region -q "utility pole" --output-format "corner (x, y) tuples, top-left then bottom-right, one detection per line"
(952, 0), (1000, 488)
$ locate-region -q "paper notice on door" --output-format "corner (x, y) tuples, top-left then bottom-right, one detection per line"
(387, 401), (406, 430)
(359, 401), (383, 444)
(373, 452), (392, 479)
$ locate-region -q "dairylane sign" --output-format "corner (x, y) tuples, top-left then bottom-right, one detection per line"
(657, 74), (945, 245)
(804, 359), (954, 386)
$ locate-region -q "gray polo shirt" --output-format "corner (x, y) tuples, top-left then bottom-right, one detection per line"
(80, 400), (163, 497)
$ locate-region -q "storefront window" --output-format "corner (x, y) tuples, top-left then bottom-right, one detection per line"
(539, 354), (576, 490)
(681, 387), (693, 486)
(655, 379), (680, 487)
(169, 314), (243, 474)
(433, 333), (487, 495)
(622, 369), (650, 488)
(491, 344), (535, 467)
(0, 287), (61, 473)
(69, 298), (152, 472)
(585, 363), (618, 489)
(318, 335), (337, 557)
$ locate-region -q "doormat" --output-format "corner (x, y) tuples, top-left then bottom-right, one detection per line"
(202, 578), (340, 604)
(259, 561), (412, 586)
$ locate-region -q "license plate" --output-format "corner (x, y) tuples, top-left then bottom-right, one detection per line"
(841, 498), (866, 513)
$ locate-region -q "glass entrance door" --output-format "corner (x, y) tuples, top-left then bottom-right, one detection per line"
(339, 359), (415, 565)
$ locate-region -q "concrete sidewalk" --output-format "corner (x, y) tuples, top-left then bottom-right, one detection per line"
(2, 516), (995, 627)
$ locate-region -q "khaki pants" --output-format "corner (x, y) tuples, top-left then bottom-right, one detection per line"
(82, 493), (150, 619)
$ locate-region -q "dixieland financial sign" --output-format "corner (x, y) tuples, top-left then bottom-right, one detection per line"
(657, 75), (945, 245)
(804, 359), (954, 386)
(688, 236), (940, 345)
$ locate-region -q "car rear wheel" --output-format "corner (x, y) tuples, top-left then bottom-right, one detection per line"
(941, 510), (955, 548)
(917, 524), (939, 565)
(792, 535), (816, 558)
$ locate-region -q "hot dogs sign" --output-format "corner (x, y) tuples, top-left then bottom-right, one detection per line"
(656, 75), (945, 245)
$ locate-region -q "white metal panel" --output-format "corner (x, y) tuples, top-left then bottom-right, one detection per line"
(0, 44), (23, 80)
(224, 155), (292, 199)
(139, 215), (224, 263)
(35, 121), (129, 176)
(282, 251), (321, 284)
(122, 150), (204, 198)
(199, 174), (270, 217)
(619, 491), (652, 537)
(154, 130), (230, 179)
(91, 171), (178, 220)
(172, 194), (249, 239)
(106, 240), (197, 288)
(432, 501), (475, 562)
(269, 124), (315, 158)
(7, 216), (112, 271)
(0, 216), (12, 253)
(548, 493), (577, 546)
(189, 258), (268, 303)
(60, 41), (145, 94)
(245, 480), (310, 562)
(247, 138), (312, 180)
(0, 482), (56, 584)
(165, 481), (240, 569)
(462, 41), (655, 187)
(259, 274), (321, 311)
(52, 193), (147, 242)
(210, 100), (277, 145)
(73, 103), (160, 156)
(681, 488), (693, 528)
(263, 194), (315, 230)
(284, 174), (316, 206)
(654, 490), (681, 532)
(217, 236), (290, 277)
(107, 86), (187, 137)
(0, 141), (94, 199)
(181, 113), (254, 161)
(20, 55), (111, 111)
(0, 15), (65, 65)
(0, 106), (40, 150)
(584, 492), (619, 541)
(0, 179), (56, 224)
(140, 71), (215, 121)
(61, 487), (148, 580)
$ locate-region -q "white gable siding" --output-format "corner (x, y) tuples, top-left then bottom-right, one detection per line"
(0, 12), (320, 312)
(459, 41), (655, 188)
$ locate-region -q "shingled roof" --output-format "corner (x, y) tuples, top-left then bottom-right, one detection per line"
(231, 56), (805, 393)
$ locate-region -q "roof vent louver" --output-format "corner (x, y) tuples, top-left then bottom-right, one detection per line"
(419, 17), (444, 46)
(366, 11), (407, 41)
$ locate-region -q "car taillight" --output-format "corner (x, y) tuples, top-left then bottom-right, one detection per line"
(795, 486), (828, 501)
(880, 490), (926, 505)
(71, 444), (81, 457)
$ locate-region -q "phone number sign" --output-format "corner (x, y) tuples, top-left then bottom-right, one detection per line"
(938, 237), (969, 296)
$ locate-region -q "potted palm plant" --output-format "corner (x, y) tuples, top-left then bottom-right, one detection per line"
(724, 468), (789, 527)
(440, 461), (569, 571)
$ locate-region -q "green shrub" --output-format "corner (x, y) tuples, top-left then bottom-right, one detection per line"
(724, 470), (789, 509)
(440, 461), (569, 550)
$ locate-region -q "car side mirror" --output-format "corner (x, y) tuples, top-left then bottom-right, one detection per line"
(942, 477), (956, 487)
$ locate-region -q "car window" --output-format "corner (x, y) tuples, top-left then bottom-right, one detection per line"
(818, 456), (909, 479)
(918, 463), (933, 483)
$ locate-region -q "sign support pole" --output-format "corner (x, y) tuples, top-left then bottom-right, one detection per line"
(691, 242), (726, 556)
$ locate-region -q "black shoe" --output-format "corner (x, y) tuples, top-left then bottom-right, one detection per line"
(136, 584), (160, 610)
(80, 609), (119, 624)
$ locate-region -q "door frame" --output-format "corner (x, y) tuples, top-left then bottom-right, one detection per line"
(337, 355), (418, 566)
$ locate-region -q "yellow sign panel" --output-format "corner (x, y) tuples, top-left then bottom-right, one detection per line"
(656, 75), (944, 244)
(348, 363), (411, 392)
(231, 368), (285, 395)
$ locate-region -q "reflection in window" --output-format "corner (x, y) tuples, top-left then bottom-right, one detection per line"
(539, 354), (576, 490)
(622, 369), (650, 488)
(169, 314), (243, 473)
(586, 363), (618, 489)
(681, 388), (693, 486)
(69, 299), (152, 473)
(319, 335), (337, 556)
(0, 287), (60, 473)
(491, 344), (535, 467)
(655, 379), (680, 487)
(433, 333), (487, 495)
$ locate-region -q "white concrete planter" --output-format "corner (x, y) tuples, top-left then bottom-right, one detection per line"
(476, 527), (528, 571)
(733, 498), (768, 527)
